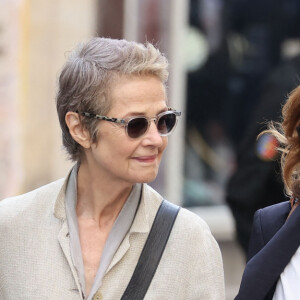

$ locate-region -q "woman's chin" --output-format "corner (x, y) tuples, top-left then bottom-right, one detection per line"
(133, 170), (159, 184)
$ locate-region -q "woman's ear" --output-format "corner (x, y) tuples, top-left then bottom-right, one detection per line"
(65, 112), (91, 149)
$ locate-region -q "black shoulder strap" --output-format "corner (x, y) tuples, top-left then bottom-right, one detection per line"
(121, 199), (180, 300)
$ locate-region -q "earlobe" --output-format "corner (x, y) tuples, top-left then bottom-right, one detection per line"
(65, 112), (91, 148)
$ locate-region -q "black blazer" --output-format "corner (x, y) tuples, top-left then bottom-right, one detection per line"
(235, 201), (300, 300)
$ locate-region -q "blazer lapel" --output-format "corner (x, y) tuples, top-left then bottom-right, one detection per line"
(53, 171), (84, 297)
(236, 204), (300, 300)
(106, 192), (150, 273)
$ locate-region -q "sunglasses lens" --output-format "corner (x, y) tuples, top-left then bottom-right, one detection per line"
(127, 117), (148, 138)
(157, 113), (176, 135)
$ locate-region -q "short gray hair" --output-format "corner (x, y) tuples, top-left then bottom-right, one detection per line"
(56, 37), (169, 161)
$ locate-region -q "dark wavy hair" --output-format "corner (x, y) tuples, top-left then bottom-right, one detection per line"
(262, 84), (300, 198)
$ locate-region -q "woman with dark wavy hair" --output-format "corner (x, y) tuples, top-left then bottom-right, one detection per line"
(236, 84), (300, 300)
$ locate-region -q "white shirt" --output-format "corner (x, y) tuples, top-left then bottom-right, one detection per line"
(273, 246), (300, 300)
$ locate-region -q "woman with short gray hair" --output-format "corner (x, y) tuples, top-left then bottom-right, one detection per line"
(0, 37), (225, 300)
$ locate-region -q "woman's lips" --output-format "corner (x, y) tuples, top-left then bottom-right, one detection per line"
(133, 155), (157, 163)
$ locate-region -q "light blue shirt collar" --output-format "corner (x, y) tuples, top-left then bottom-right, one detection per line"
(65, 164), (142, 299)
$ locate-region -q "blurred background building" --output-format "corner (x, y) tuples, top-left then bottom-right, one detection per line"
(2, 0), (300, 299)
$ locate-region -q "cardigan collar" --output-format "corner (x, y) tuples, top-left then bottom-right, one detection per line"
(53, 168), (71, 220)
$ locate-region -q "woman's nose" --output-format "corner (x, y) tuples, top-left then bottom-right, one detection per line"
(143, 120), (164, 146)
